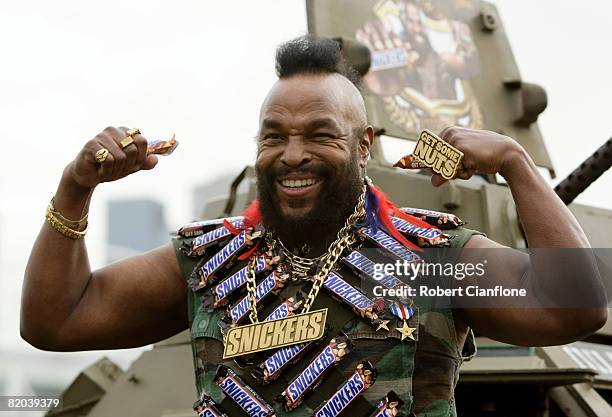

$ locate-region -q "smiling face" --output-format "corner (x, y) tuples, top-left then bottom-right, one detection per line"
(255, 73), (373, 251)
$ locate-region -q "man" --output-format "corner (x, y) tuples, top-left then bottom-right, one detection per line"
(21, 36), (607, 417)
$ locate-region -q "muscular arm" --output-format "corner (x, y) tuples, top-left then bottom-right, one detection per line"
(427, 127), (608, 346)
(455, 148), (608, 346)
(21, 127), (188, 351)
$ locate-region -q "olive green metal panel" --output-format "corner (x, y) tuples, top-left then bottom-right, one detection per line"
(306, 0), (555, 173)
(46, 358), (122, 417)
(569, 203), (612, 248)
(85, 344), (197, 417)
(549, 384), (612, 417)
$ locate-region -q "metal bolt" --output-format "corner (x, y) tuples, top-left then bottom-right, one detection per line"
(480, 11), (497, 32)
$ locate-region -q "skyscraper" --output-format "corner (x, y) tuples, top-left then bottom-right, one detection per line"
(106, 200), (169, 263)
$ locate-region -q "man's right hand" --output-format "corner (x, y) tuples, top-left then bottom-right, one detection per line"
(21, 125), (187, 351)
(68, 126), (159, 189)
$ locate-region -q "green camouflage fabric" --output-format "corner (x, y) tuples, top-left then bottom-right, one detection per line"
(172, 217), (481, 417)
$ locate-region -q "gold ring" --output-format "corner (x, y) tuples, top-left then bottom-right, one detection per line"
(126, 128), (140, 137)
(120, 136), (135, 149)
(95, 148), (109, 163)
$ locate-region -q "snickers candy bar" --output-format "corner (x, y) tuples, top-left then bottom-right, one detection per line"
(313, 361), (377, 417)
(360, 228), (423, 265)
(147, 134), (179, 156)
(277, 333), (353, 411)
(189, 228), (262, 291)
(393, 154), (428, 169)
(203, 254), (276, 310)
(368, 390), (404, 417)
(186, 219), (244, 257)
(323, 271), (387, 327)
(400, 207), (464, 229)
(192, 394), (228, 417)
(214, 365), (276, 417)
(252, 339), (316, 385)
(221, 271), (289, 328)
(251, 318), (323, 384)
(343, 251), (404, 290)
(178, 216), (244, 238)
(263, 293), (304, 322)
(391, 216), (449, 247)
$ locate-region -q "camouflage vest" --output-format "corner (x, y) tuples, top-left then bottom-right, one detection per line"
(172, 209), (480, 417)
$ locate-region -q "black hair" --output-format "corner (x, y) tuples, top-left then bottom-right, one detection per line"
(275, 35), (361, 86)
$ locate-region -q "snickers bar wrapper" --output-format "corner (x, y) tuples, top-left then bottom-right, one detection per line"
(278, 333), (353, 411)
(313, 361), (377, 417)
(193, 394), (229, 417)
(214, 365), (275, 417)
(368, 390), (404, 417)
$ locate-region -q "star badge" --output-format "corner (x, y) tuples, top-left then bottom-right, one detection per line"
(396, 321), (416, 341)
(376, 319), (390, 331)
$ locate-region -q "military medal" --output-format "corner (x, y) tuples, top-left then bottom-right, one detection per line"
(395, 321), (416, 341)
(395, 129), (464, 180)
(388, 301), (417, 341)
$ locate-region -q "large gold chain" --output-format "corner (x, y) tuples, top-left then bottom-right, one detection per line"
(245, 189), (366, 324)
(245, 255), (262, 324)
(277, 240), (325, 281)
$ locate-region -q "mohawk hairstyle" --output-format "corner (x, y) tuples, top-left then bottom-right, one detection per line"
(275, 35), (361, 87)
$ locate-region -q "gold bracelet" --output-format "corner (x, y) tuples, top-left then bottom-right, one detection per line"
(45, 207), (88, 240)
(48, 198), (88, 231)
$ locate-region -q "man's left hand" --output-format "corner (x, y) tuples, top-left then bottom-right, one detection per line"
(431, 126), (526, 187)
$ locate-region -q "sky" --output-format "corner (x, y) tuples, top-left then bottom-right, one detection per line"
(0, 0), (611, 396)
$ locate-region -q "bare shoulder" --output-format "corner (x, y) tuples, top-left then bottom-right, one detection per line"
(463, 233), (506, 250)
(96, 242), (182, 284)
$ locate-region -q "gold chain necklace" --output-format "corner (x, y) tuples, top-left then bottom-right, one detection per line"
(276, 239), (325, 281)
(245, 189), (366, 324)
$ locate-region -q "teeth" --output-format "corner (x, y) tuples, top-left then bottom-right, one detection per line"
(281, 178), (317, 188)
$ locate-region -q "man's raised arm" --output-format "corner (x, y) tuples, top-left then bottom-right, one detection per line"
(433, 127), (608, 346)
(21, 126), (188, 351)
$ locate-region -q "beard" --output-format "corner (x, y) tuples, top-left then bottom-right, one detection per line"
(256, 153), (363, 254)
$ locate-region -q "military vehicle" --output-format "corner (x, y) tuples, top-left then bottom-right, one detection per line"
(46, 1), (612, 416)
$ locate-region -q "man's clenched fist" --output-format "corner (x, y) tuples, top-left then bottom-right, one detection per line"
(430, 127), (527, 187)
(67, 126), (158, 189)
